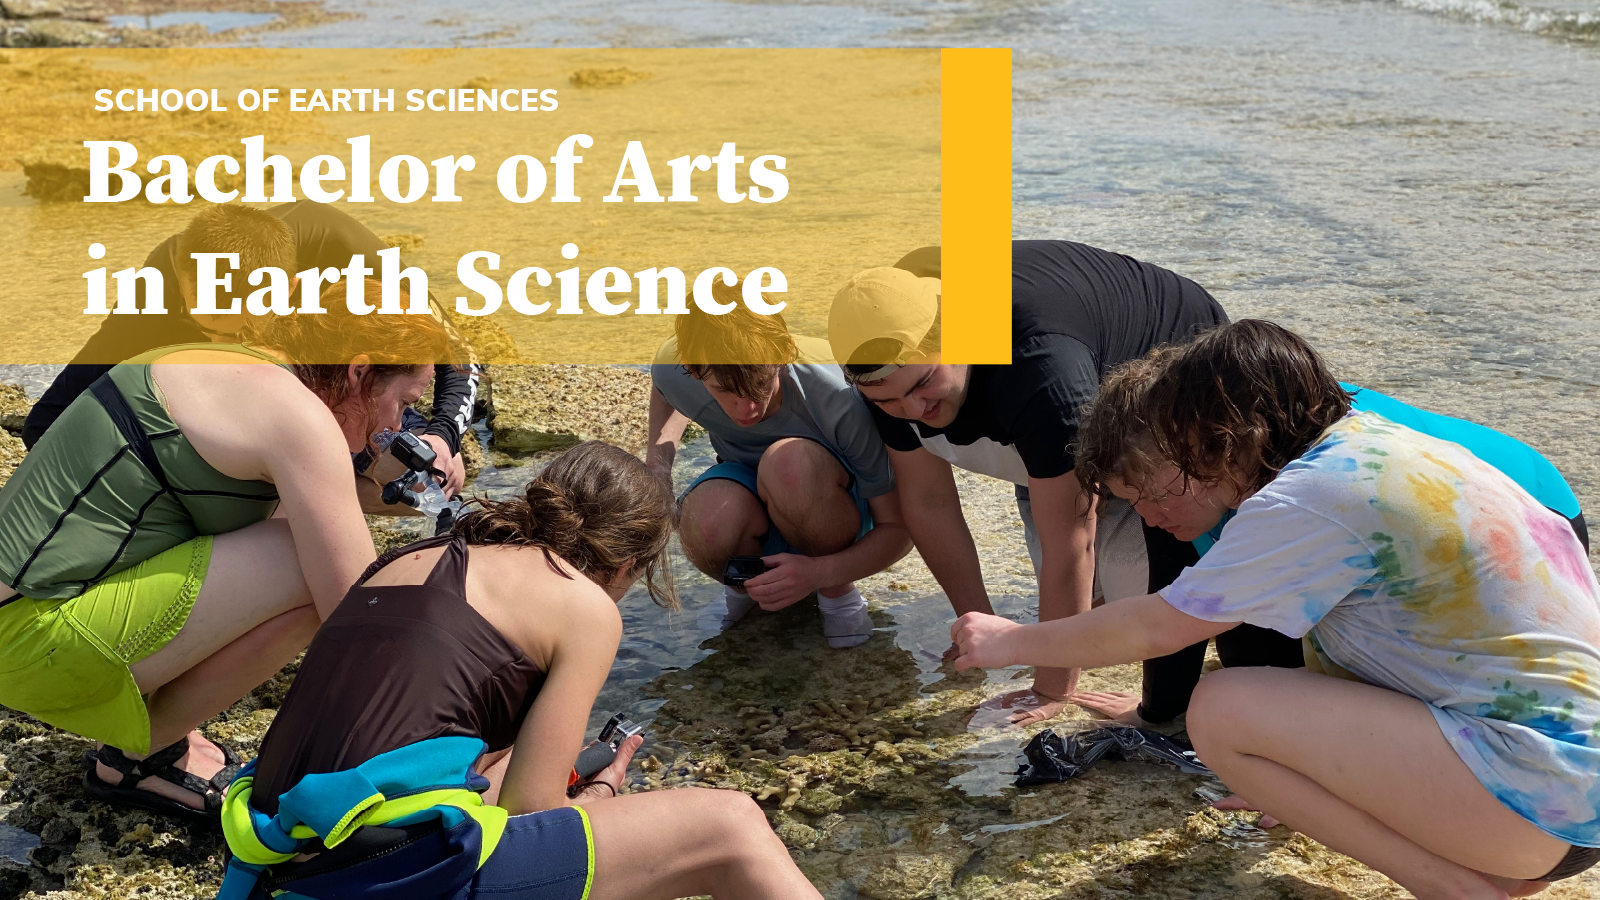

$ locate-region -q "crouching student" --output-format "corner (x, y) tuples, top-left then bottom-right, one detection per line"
(830, 241), (1228, 721)
(219, 442), (823, 900)
(950, 320), (1600, 899)
(647, 284), (912, 648)
(1071, 380), (1589, 727)
(0, 282), (449, 819)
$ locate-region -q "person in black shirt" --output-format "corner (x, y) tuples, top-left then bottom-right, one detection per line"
(22, 201), (478, 506)
(830, 240), (1273, 726)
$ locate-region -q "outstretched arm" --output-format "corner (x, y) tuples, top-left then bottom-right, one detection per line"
(646, 388), (690, 493)
(951, 592), (1235, 672)
(892, 446), (993, 616)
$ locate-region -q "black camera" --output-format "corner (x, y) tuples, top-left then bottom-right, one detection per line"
(380, 432), (457, 535)
(722, 555), (768, 588)
(573, 713), (645, 779)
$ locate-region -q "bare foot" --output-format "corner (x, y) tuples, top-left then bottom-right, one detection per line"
(95, 731), (227, 811)
(1211, 794), (1284, 830)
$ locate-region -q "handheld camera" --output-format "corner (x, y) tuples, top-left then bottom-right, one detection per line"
(573, 713), (645, 779)
(380, 432), (459, 535)
(722, 555), (769, 588)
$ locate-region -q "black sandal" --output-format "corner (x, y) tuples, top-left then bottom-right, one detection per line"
(82, 737), (242, 823)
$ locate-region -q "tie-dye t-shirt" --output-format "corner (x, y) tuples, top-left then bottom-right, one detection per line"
(1160, 411), (1600, 846)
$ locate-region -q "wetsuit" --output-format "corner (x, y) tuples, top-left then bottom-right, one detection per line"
(21, 201), (478, 458)
(232, 535), (595, 900)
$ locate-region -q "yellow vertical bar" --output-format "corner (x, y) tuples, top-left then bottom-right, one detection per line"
(940, 47), (1012, 364)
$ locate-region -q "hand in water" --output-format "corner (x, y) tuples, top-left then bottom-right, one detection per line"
(576, 734), (643, 802)
(1212, 794), (1284, 829)
(1069, 691), (1150, 726)
(967, 689), (1072, 729)
(949, 611), (1022, 670)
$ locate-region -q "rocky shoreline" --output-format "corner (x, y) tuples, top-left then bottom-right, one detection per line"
(0, 0), (346, 49)
(2, 365), (1598, 899)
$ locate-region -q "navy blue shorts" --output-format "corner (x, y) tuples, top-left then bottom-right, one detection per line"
(452, 806), (593, 900)
(683, 458), (873, 557)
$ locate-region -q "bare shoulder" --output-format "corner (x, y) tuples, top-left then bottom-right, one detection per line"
(464, 545), (621, 663)
(154, 355), (340, 481)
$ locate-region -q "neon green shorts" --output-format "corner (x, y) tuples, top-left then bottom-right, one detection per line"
(0, 536), (212, 753)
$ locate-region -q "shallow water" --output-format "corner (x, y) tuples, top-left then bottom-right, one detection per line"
(108, 12), (279, 32)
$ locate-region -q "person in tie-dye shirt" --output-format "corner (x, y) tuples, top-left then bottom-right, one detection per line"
(948, 321), (1600, 899)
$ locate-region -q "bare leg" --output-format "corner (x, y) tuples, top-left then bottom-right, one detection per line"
(1187, 667), (1570, 899)
(97, 519), (319, 809)
(582, 789), (821, 900)
(678, 479), (768, 581)
(756, 438), (859, 597)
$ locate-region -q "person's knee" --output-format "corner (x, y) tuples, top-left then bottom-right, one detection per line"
(679, 482), (765, 570)
(706, 790), (778, 849)
(757, 439), (847, 507)
(1187, 666), (1263, 752)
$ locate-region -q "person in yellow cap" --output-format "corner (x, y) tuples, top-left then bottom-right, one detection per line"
(829, 241), (1228, 726)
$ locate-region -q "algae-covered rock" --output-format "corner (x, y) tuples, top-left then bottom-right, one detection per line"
(568, 67), (651, 88)
(0, 16), (103, 47)
(380, 233), (425, 253)
(858, 852), (959, 900)
(490, 365), (649, 455)
(0, 0), (107, 19)
(19, 136), (242, 202)
(0, 430), (26, 488)
(0, 382), (33, 434)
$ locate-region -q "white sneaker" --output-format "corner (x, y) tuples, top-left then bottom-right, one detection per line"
(818, 589), (872, 649)
(721, 586), (757, 629)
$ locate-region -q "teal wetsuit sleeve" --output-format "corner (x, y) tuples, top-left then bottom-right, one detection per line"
(1344, 385), (1580, 519)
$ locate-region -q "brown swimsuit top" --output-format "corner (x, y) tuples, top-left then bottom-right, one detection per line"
(251, 535), (547, 814)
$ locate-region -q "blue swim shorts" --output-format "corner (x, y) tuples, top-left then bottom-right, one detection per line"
(453, 806), (594, 900)
(684, 456), (874, 557)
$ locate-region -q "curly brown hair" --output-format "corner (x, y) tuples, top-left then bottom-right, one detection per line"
(1075, 320), (1351, 500)
(242, 279), (453, 442)
(452, 441), (679, 609)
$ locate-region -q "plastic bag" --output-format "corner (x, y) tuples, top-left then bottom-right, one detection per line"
(1014, 724), (1213, 786)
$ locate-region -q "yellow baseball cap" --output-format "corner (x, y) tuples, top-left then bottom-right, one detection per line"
(828, 266), (941, 382)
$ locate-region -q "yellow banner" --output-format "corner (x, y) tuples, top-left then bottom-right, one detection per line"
(0, 48), (1010, 365)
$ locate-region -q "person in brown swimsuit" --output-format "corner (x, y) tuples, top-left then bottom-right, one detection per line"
(237, 441), (823, 900)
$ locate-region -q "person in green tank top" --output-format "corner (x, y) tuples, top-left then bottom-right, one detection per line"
(0, 277), (452, 822)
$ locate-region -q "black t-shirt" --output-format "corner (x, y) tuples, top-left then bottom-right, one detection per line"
(23, 202), (478, 455)
(870, 240), (1227, 483)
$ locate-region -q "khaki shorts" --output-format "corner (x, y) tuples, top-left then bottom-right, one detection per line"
(0, 535), (212, 753)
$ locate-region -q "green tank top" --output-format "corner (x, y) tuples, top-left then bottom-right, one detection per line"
(0, 344), (288, 600)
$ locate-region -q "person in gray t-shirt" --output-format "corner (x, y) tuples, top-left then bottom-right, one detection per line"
(647, 287), (911, 648)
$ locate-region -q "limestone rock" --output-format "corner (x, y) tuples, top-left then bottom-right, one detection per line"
(380, 233), (425, 253)
(568, 67), (651, 88)
(489, 365), (649, 455)
(1, 16), (103, 46)
(19, 136), (241, 201)
(858, 852), (958, 900)
(0, 430), (25, 489)
(1, 0), (107, 20)
(0, 382), (32, 434)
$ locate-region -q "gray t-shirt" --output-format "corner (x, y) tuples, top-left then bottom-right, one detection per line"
(651, 335), (896, 499)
